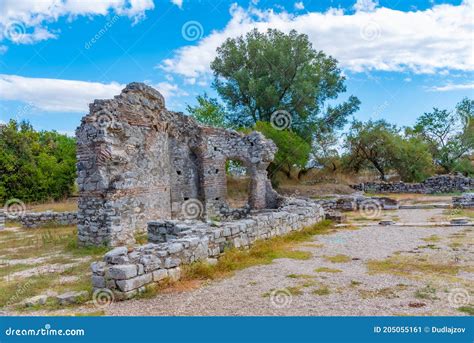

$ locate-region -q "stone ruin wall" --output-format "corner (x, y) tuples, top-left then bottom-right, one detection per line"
(91, 198), (324, 299)
(76, 83), (279, 247)
(19, 211), (77, 229)
(351, 175), (474, 194)
(453, 193), (474, 208)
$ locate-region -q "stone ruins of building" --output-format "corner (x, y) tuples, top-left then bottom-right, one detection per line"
(351, 175), (474, 194)
(76, 83), (280, 247)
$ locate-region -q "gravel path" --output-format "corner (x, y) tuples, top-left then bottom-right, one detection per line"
(99, 208), (472, 316)
(12, 208), (472, 316)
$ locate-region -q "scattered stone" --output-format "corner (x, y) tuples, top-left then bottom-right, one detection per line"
(352, 175), (474, 194)
(450, 217), (469, 225)
(56, 291), (88, 306)
(408, 302), (426, 308)
(106, 264), (138, 280)
(379, 220), (395, 226)
(206, 258), (218, 266)
(324, 211), (346, 223)
(22, 295), (48, 307)
(59, 276), (79, 284)
(453, 193), (474, 208)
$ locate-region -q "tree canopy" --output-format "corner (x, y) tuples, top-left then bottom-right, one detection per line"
(0, 120), (76, 203)
(412, 97), (474, 174)
(210, 28), (360, 140)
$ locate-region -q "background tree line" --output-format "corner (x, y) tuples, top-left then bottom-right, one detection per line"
(0, 120), (76, 203)
(1, 29), (472, 204)
(188, 29), (474, 182)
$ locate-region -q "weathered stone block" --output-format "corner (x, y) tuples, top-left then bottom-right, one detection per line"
(116, 273), (153, 292)
(106, 264), (138, 280)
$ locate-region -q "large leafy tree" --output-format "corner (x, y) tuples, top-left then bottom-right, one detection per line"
(0, 120), (76, 203)
(210, 28), (360, 140)
(345, 120), (434, 182)
(391, 136), (434, 182)
(186, 93), (228, 128)
(412, 98), (474, 174)
(253, 121), (311, 179)
(345, 120), (400, 181)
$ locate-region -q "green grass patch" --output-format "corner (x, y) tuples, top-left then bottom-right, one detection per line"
(414, 285), (438, 300)
(287, 286), (304, 296)
(367, 256), (460, 279)
(183, 221), (333, 281)
(421, 235), (441, 243)
(312, 286), (330, 296)
(314, 267), (342, 273)
(323, 254), (351, 263)
(457, 305), (474, 315)
(287, 274), (313, 279)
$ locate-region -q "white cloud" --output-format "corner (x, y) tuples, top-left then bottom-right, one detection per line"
(0, 74), (125, 112)
(353, 0), (379, 12)
(294, 2), (304, 10)
(0, 0), (155, 44)
(428, 83), (474, 92)
(171, 0), (183, 9)
(151, 81), (189, 99)
(0, 75), (187, 112)
(159, 2), (473, 80)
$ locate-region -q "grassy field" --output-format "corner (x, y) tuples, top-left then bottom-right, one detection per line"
(0, 225), (107, 311)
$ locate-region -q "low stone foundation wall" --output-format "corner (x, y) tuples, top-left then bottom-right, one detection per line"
(315, 195), (399, 212)
(0, 211), (4, 230)
(351, 175), (474, 194)
(453, 193), (474, 208)
(91, 198), (324, 300)
(19, 211), (78, 229)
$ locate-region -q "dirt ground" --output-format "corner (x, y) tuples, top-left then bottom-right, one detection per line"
(3, 203), (472, 317)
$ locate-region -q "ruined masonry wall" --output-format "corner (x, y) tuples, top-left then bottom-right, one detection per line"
(352, 175), (474, 194)
(91, 198), (324, 300)
(19, 211), (77, 229)
(453, 193), (474, 208)
(76, 83), (278, 247)
(0, 211), (4, 230)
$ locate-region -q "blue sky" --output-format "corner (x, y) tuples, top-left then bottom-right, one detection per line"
(0, 0), (472, 136)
